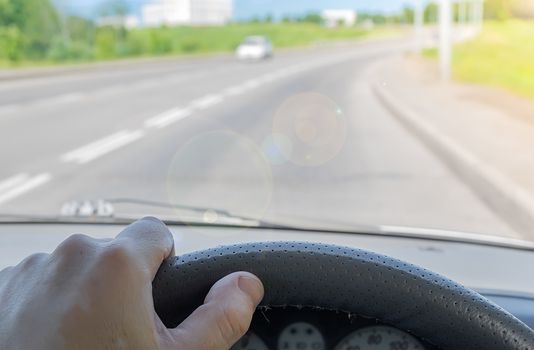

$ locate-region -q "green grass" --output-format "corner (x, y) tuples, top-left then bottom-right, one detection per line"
(425, 20), (534, 99)
(0, 23), (396, 68)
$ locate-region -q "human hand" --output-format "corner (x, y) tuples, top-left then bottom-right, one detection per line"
(0, 217), (264, 350)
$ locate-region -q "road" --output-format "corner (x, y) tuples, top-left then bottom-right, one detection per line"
(0, 37), (517, 238)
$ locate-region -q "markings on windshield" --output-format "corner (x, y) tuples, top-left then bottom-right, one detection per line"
(0, 45), (400, 208)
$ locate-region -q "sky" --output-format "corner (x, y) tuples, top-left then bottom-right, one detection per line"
(61, 0), (413, 19)
(233, 0), (412, 19)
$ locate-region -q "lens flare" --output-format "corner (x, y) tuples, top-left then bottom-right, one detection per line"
(272, 92), (347, 166)
(261, 133), (293, 165)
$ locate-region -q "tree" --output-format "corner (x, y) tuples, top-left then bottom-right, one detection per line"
(401, 7), (415, 23)
(424, 2), (439, 23)
(299, 12), (322, 25)
(97, 0), (130, 18)
(281, 15), (293, 23)
(66, 16), (96, 43)
(0, 26), (24, 62)
(0, 0), (61, 60)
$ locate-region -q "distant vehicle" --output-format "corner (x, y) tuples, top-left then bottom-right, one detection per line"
(236, 36), (273, 60)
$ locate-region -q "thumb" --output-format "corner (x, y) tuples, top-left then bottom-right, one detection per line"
(170, 272), (264, 350)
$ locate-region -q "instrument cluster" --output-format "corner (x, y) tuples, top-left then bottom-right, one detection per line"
(231, 307), (437, 350)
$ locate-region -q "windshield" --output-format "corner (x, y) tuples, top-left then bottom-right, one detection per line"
(1, 0), (533, 241)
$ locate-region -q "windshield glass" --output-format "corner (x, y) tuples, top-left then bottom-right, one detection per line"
(1, 0), (533, 241)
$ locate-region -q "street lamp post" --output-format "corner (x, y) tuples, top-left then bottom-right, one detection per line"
(439, 0), (452, 81)
(414, 0), (424, 54)
(476, 0), (484, 31)
(459, 0), (467, 25)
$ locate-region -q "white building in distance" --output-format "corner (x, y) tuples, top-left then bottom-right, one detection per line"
(142, 0), (233, 27)
(321, 9), (357, 28)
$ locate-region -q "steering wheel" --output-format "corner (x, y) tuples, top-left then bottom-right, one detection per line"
(152, 241), (534, 349)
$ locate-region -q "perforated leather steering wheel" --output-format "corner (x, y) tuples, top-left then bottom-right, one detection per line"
(152, 241), (534, 349)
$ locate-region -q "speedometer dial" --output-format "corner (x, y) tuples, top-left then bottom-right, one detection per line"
(278, 322), (325, 350)
(335, 326), (424, 350)
(231, 333), (268, 350)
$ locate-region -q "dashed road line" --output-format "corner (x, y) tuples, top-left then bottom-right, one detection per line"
(144, 107), (192, 129)
(223, 85), (247, 97)
(241, 79), (261, 90)
(0, 174), (29, 194)
(61, 129), (145, 164)
(0, 173), (52, 205)
(190, 94), (224, 110)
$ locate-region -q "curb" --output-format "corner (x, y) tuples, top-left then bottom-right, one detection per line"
(372, 80), (534, 237)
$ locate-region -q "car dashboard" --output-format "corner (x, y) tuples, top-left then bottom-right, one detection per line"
(2, 222), (534, 349)
(233, 307), (437, 350)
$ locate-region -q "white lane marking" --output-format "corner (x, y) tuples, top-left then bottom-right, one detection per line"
(242, 79), (261, 90)
(223, 85), (247, 97)
(0, 173), (51, 205)
(51, 92), (85, 104)
(190, 94), (224, 110)
(0, 174), (29, 194)
(61, 130), (145, 164)
(144, 107), (192, 129)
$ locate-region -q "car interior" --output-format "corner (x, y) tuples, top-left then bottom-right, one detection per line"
(2, 0), (534, 349)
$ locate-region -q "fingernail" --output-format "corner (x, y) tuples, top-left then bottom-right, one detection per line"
(238, 274), (264, 305)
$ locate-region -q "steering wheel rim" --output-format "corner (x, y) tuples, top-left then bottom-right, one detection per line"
(153, 241), (534, 349)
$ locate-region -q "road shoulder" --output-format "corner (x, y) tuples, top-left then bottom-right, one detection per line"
(369, 55), (534, 238)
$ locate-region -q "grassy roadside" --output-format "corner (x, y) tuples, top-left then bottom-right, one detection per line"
(0, 23), (397, 69)
(424, 20), (534, 99)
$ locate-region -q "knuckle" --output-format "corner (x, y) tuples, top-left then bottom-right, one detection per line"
(19, 252), (48, 268)
(15, 253), (48, 272)
(55, 233), (96, 257)
(98, 242), (135, 269)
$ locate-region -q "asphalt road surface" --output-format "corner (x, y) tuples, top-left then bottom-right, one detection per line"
(0, 37), (517, 238)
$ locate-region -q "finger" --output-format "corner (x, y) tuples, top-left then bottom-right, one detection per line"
(170, 272), (264, 350)
(114, 217), (175, 278)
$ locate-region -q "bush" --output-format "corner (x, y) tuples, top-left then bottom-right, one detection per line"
(0, 26), (24, 62)
(47, 38), (94, 61)
(147, 29), (173, 54)
(123, 29), (150, 56)
(94, 27), (117, 59)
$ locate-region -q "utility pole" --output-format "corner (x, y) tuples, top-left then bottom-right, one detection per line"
(439, 0), (452, 81)
(476, 0), (484, 32)
(469, 0), (477, 26)
(414, 0), (424, 54)
(459, 0), (467, 25)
